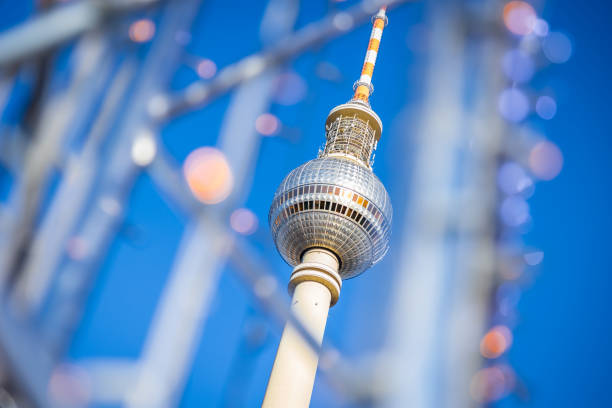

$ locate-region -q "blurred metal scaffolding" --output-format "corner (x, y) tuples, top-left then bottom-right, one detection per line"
(0, 0), (411, 406)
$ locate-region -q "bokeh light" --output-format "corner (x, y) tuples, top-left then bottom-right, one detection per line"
(273, 71), (307, 105)
(498, 88), (529, 123)
(196, 59), (217, 79)
(470, 365), (516, 402)
(502, 50), (534, 83)
(543, 32), (573, 63)
(255, 113), (280, 136)
(535, 95), (557, 120)
(183, 147), (233, 204)
(48, 364), (91, 406)
(528, 141), (563, 180)
(332, 12), (354, 32)
(524, 250), (544, 265)
(66, 236), (89, 261)
(147, 94), (170, 118)
(129, 19), (156, 43)
(319, 348), (341, 371)
(533, 18), (549, 36)
(499, 256), (525, 281)
(254, 275), (278, 298)
(98, 196), (121, 217)
(500, 196), (530, 227)
(230, 208), (259, 235)
(497, 162), (533, 195)
(316, 61), (342, 82)
(497, 282), (521, 316)
(131, 130), (157, 166)
(480, 325), (513, 359)
(503, 1), (537, 36)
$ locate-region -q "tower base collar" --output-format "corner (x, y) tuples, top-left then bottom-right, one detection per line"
(289, 249), (342, 306)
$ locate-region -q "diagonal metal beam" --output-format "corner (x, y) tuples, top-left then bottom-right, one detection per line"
(0, 0), (160, 68)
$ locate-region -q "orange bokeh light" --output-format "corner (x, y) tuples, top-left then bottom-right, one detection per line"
(183, 147), (233, 204)
(129, 19), (156, 43)
(503, 1), (536, 36)
(470, 364), (516, 402)
(480, 325), (513, 359)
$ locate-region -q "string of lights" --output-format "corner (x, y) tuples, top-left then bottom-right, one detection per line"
(472, 1), (569, 404)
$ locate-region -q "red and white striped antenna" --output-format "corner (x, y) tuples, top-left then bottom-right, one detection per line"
(353, 6), (388, 104)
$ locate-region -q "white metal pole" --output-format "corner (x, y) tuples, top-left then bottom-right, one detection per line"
(262, 248), (340, 408)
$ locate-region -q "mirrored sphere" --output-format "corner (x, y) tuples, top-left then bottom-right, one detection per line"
(269, 156), (392, 279)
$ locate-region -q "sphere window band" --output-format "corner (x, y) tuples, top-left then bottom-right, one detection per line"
(270, 183), (389, 258)
(271, 184), (383, 225)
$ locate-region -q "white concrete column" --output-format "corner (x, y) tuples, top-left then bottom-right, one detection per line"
(262, 249), (341, 408)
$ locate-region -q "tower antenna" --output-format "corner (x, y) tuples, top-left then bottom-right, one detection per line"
(353, 6), (387, 104)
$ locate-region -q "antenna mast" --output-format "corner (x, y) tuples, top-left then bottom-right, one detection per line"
(353, 6), (387, 104)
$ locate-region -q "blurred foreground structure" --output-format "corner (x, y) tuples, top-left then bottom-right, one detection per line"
(0, 0), (563, 407)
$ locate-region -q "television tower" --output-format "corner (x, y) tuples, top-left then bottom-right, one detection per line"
(263, 7), (392, 407)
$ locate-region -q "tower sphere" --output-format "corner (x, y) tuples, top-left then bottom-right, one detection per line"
(269, 101), (392, 279)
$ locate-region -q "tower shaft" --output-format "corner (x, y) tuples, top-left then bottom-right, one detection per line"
(262, 249), (340, 408)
